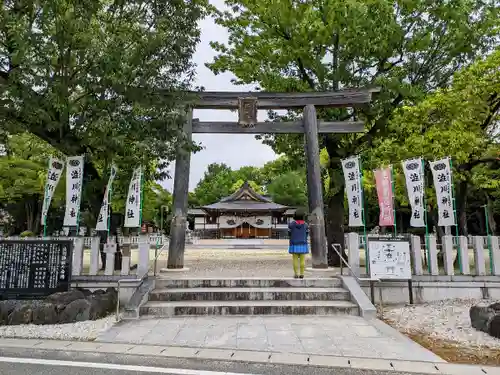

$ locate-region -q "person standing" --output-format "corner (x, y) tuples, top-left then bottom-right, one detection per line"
(288, 209), (309, 278)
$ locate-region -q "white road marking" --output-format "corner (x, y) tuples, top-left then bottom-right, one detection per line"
(0, 356), (262, 375)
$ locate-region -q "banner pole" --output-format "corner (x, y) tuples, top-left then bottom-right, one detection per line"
(484, 204), (493, 273)
(449, 158), (462, 272)
(75, 156), (84, 237)
(42, 157), (52, 237)
(422, 158), (431, 274)
(390, 165), (397, 237)
(107, 165), (112, 239)
(359, 158), (369, 274)
(139, 166), (144, 232)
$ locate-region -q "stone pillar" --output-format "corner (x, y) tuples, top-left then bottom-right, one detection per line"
(167, 109), (193, 269)
(72, 237), (84, 276)
(121, 244), (131, 276)
(347, 232), (360, 277)
(137, 234), (150, 276)
(428, 235), (439, 275)
(442, 235), (454, 276)
(303, 105), (328, 268)
(490, 236), (500, 275)
(89, 236), (100, 275)
(473, 236), (486, 276)
(104, 242), (117, 276)
(410, 235), (423, 276)
(458, 236), (470, 275)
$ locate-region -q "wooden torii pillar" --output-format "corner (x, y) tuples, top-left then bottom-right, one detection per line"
(166, 89), (377, 269)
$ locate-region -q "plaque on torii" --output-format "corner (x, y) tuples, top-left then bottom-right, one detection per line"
(238, 97), (258, 128)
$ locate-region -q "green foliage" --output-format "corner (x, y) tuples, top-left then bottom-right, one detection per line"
(0, 0), (211, 187)
(207, 0), (499, 241)
(20, 231), (34, 237)
(231, 179), (263, 194)
(267, 171), (307, 207)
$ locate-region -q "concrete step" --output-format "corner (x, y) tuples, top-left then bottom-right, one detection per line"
(155, 277), (342, 289)
(149, 287), (350, 302)
(140, 300), (358, 317)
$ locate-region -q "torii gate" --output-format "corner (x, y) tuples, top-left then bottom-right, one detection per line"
(167, 89), (377, 269)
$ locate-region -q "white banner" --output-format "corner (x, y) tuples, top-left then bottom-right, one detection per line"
(63, 155), (84, 226)
(402, 158), (426, 227)
(124, 166), (142, 227)
(41, 157), (65, 226)
(342, 156), (364, 227)
(430, 157), (455, 227)
(96, 165), (117, 231)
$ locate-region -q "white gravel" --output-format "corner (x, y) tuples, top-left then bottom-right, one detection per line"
(383, 299), (500, 349)
(0, 316), (116, 341)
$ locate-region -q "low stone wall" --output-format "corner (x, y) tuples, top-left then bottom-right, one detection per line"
(360, 275), (500, 305)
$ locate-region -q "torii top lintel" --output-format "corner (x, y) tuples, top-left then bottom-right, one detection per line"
(186, 88), (380, 110)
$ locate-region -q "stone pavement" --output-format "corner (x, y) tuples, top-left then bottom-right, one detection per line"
(0, 337), (498, 375)
(96, 315), (442, 363)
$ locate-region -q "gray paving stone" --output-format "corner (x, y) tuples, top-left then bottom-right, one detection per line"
(97, 343), (136, 353)
(196, 348), (234, 360)
(66, 342), (102, 352)
(236, 338), (269, 351)
(158, 346), (199, 358)
(269, 352), (309, 365)
(308, 355), (350, 368)
(231, 350), (271, 363)
(33, 341), (72, 350)
(437, 363), (489, 375)
(127, 345), (167, 356)
(299, 337), (339, 354)
(237, 323), (267, 339)
(391, 360), (441, 374)
(204, 332), (237, 348)
(349, 358), (394, 371)
(351, 324), (382, 337)
(292, 324), (329, 338)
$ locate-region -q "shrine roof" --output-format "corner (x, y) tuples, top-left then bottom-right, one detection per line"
(201, 181), (288, 212)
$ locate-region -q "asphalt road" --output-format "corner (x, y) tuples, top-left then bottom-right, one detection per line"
(0, 347), (436, 375)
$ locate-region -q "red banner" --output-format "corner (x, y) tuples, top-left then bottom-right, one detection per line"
(374, 167), (394, 227)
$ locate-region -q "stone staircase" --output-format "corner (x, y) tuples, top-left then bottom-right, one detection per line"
(139, 277), (360, 317)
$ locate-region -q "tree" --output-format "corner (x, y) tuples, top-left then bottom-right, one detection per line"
(231, 179), (263, 194)
(192, 163), (235, 205)
(0, 133), (64, 233)
(372, 49), (500, 236)
(267, 171), (307, 207)
(208, 0), (499, 264)
(0, 0), (210, 219)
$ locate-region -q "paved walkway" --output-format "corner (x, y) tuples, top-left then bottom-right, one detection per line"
(96, 315), (442, 363)
(0, 337), (495, 375)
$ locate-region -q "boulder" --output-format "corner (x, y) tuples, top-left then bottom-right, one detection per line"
(59, 299), (91, 323)
(86, 288), (117, 319)
(32, 303), (59, 325)
(46, 290), (85, 311)
(76, 288), (93, 298)
(8, 304), (33, 325)
(470, 301), (500, 336)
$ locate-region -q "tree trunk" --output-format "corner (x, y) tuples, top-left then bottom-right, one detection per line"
(326, 187), (346, 267)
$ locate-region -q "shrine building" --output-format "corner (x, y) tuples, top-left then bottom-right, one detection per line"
(188, 181), (296, 239)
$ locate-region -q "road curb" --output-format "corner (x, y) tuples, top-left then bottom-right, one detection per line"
(0, 338), (497, 375)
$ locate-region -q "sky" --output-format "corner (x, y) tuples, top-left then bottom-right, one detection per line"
(163, 0), (277, 192)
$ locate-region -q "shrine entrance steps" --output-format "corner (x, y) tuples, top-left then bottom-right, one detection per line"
(139, 277), (359, 317)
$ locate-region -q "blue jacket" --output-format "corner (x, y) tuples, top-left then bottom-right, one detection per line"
(288, 220), (308, 245)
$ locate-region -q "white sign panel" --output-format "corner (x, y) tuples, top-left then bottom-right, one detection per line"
(124, 166), (142, 227)
(96, 165), (117, 231)
(402, 158), (426, 227)
(429, 157), (456, 227)
(41, 157), (65, 226)
(342, 156), (364, 227)
(63, 155), (84, 226)
(368, 239), (412, 280)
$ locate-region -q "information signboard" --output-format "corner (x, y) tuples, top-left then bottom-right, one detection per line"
(368, 237), (412, 280)
(0, 240), (73, 299)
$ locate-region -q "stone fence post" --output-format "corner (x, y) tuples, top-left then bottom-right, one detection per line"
(347, 232), (360, 277)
